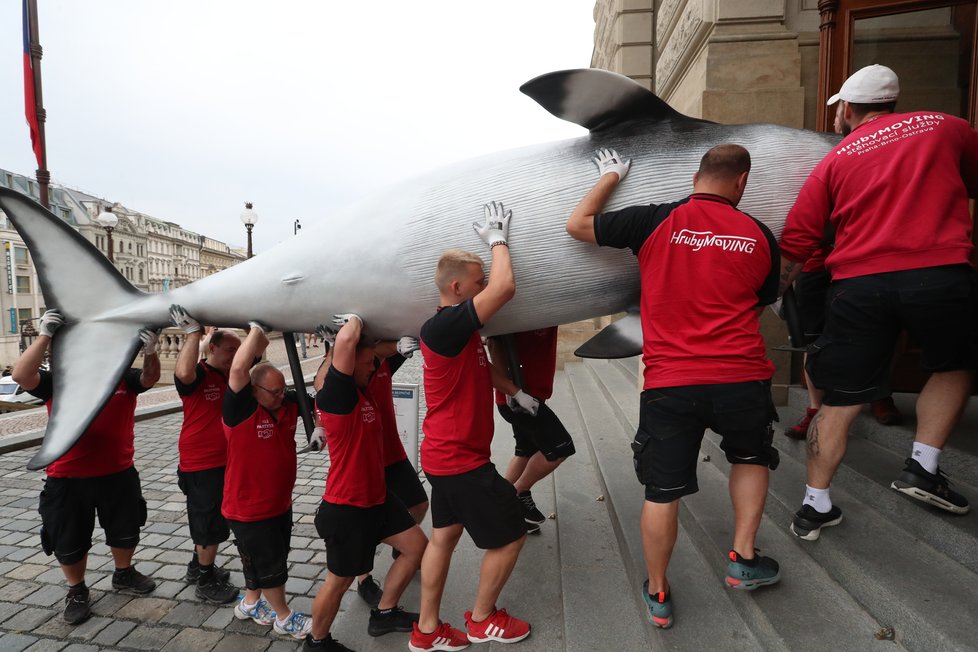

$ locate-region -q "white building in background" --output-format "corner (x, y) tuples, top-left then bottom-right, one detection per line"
(0, 167), (245, 367)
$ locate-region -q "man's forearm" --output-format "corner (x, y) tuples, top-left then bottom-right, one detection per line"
(778, 257), (804, 297)
(567, 175), (619, 243)
(141, 351), (161, 388)
(174, 332), (201, 383)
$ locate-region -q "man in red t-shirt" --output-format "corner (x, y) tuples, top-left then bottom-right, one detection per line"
(306, 315), (427, 651)
(14, 309), (161, 625)
(488, 328), (575, 534)
(409, 202), (536, 652)
(779, 65), (978, 539)
(223, 323), (311, 640)
(169, 305), (240, 604)
(567, 145), (782, 628)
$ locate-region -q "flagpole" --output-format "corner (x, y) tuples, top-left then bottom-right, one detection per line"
(26, 0), (50, 209)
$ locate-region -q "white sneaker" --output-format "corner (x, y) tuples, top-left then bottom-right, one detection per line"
(234, 597), (276, 626)
(273, 610), (312, 639)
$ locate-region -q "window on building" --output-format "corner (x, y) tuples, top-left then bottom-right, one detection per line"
(16, 276), (30, 293)
(4, 173), (11, 187)
(60, 208), (70, 221)
(18, 308), (32, 326)
(14, 247), (28, 266)
(118, 241), (123, 253)
(128, 242), (133, 252)
(27, 180), (34, 195)
(139, 268), (144, 282)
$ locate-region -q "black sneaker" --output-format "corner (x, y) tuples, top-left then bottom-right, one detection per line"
(356, 575), (383, 609)
(185, 559), (231, 583)
(517, 490), (546, 525)
(63, 588), (91, 625)
(195, 576), (238, 604)
(525, 520), (541, 536)
(112, 565), (156, 594)
(891, 457), (970, 515)
(367, 606), (419, 636)
(303, 633), (355, 651)
(789, 504), (843, 541)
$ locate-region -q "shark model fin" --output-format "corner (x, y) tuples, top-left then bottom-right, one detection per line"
(0, 188), (151, 470)
(520, 68), (701, 132)
(574, 308), (643, 359)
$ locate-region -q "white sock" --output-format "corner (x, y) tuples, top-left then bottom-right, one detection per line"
(803, 485), (832, 513)
(241, 600), (256, 610)
(275, 610), (293, 626)
(911, 442), (941, 474)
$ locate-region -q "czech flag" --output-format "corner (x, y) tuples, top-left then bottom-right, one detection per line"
(22, 0), (42, 168)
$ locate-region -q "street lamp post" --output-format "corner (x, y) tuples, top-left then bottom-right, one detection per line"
(240, 202), (259, 259)
(293, 219), (301, 236)
(19, 319), (38, 353)
(96, 205), (119, 263)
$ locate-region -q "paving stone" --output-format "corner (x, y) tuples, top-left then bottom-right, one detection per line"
(201, 606), (233, 630)
(91, 620), (137, 646)
(21, 585), (64, 608)
(159, 627), (223, 652)
(159, 602), (217, 627)
(283, 577), (312, 596)
(6, 548), (40, 562)
(286, 549), (313, 564)
(152, 564), (187, 582)
(34, 569), (66, 585)
(0, 581), (41, 602)
(210, 633), (271, 652)
(265, 642), (300, 652)
(64, 617), (110, 642)
(117, 624), (179, 650)
(113, 597), (178, 623)
(60, 644), (99, 652)
(4, 607), (56, 632)
(0, 561), (19, 576)
(285, 564), (319, 580)
(151, 580), (188, 600)
(0, 602), (24, 622)
(90, 592), (132, 617)
(154, 550), (187, 565)
(27, 616), (74, 640)
(23, 639), (66, 652)
(5, 565), (50, 581)
(0, 633), (38, 652)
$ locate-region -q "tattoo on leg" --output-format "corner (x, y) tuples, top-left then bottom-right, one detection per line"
(806, 414), (822, 456)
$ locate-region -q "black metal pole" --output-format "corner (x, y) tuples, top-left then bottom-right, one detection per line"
(283, 332), (314, 439)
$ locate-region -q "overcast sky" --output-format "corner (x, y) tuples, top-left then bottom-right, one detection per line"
(0, 1), (595, 250)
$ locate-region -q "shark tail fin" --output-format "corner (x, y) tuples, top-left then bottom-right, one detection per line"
(0, 188), (152, 470)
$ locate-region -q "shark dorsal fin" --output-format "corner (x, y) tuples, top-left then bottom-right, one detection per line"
(521, 68), (693, 132)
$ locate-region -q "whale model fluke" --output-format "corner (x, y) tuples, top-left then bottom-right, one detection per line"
(574, 307), (643, 359)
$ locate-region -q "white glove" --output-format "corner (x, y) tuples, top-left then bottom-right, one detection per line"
(315, 324), (337, 347)
(248, 320), (270, 335)
(472, 201), (511, 248)
(332, 313), (363, 329)
(169, 304), (201, 334)
(397, 337), (420, 358)
(309, 427), (325, 451)
(593, 148), (631, 182)
(507, 389), (540, 416)
(38, 309), (65, 338)
(138, 329), (160, 356)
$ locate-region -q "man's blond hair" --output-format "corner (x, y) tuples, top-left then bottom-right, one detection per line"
(435, 249), (484, 291)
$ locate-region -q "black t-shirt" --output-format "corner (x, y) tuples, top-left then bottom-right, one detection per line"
(420, 300), (483, 358)
(316, 365), (358, 416)
(174, 361), (224, 397)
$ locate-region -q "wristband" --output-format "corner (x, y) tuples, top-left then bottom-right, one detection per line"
(490, 240), (509, 249)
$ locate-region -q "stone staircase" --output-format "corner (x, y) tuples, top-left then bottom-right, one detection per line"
(555, 357), (978, 651)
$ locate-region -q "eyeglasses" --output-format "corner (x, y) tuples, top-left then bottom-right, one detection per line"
(254, 384), (285, 397)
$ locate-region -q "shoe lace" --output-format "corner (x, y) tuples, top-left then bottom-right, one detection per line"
(254, 600), (274, 620)
(287, 611), (309, 631)
(519, 493), (536, 509)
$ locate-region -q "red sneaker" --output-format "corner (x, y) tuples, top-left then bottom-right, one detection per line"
(409, 622), (470, 652)
(871, 397), (902, 426)
(464, 608), (530, 644)
(784, 407), (818, 440)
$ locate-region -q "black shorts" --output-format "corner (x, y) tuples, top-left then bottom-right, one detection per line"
(633, 381), (779, 503)
(227, 510), (292, 590)
(314, 493), (416, 577)
(426, 463), (527, 550)
(794, 270), (831, 345)
(497, 403), (576, 461)
(177, 466), (230, 547)
(385, 459), (428, 510)
(807, 265), (978, 406)
(38, 466), (147, 566)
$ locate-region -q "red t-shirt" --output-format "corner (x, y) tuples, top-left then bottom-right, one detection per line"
(419, 301), (494, 476)
(317, 365), (386, 507)
(221, 385), (298, 521)
(595, 193), (778, 390)
(493, 327), (558, 404)
(176, 362), (228, 472)
(33, 369), (147, 478)
(368, 358), (409, 467)
(781, 111), (978, 280)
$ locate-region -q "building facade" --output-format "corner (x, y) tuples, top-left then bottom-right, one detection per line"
(0, 168), (245, 368)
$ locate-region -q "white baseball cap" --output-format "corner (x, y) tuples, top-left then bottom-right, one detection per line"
(826, 64), (900, 105)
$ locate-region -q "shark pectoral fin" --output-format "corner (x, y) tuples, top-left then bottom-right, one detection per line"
(574, 309), (643, 359)
(519, 68), (697, 132)
(28, 323), (143, 470)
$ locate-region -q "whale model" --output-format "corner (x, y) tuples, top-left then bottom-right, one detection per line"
(0, 68), (838, 469)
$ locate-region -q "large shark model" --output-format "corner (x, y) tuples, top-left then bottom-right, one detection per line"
(0, 68), (838, 470)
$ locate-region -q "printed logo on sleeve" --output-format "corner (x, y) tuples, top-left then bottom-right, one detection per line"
(670, 229), (757, 253)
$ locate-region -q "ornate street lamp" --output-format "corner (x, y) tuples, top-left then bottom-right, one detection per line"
(19, 319), (38, 353)
(96, 205), (119, 263)
(240, 202), (259, 259)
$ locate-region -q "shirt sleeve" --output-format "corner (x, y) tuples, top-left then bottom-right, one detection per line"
(175, 363), (207, 397)
(594, 204), (660, 254)
(779, 173), (831, 264)
(316, 365), (359, 415)
(420, 300), (482, 358)
(751, 218), (781, 306)
(124, 368), (151, 395)
(387, 354), (407, 376)
(223, 384), (259, 428)
(29, 369), (53, 402)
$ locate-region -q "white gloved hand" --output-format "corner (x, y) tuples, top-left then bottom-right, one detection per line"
(332, 313), (363, 329)
(472, 201), (511, 248)
(507, 389), (540, 417)
(397, 337), (420, 358)
(169, 304), (201, 334)
(315, 324), (337, 347)
(138, 329), (160, 356)
(248, 320), (270, 335)
(592, 148), (631, 182)
(38, 309), (65, 338)
(309, 427), (325, 451)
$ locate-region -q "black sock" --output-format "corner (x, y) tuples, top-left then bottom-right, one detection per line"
(67, 581), (87, 595)
(190, 551), (200, 567)
(198, 564), (214, 582)
(113, 566), (132, 575)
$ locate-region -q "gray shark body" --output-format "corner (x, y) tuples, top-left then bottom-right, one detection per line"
(0, 69), (837, 469)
